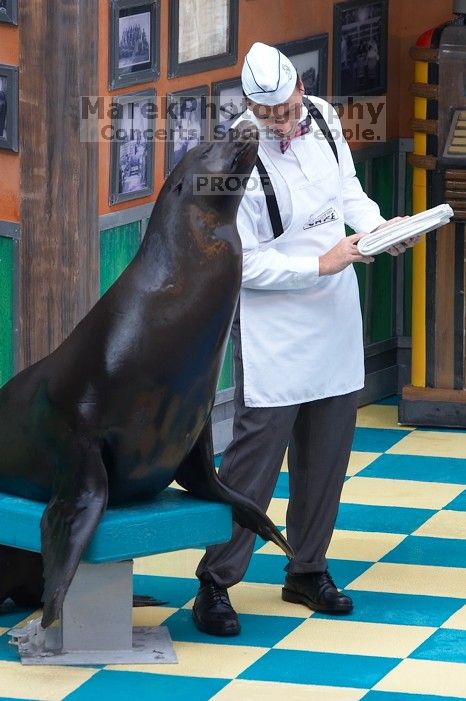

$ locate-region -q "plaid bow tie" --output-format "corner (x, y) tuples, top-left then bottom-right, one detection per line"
(280, 118), (311, 154)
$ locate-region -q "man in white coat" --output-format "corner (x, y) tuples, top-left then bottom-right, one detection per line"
(193, 42), (415, 636)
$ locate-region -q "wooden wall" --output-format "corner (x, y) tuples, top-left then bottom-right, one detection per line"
(97, 0), (453, 213)
(0, 0), (456, 380)
(0, 17), (19, 222)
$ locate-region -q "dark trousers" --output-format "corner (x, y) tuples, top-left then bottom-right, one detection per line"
(196, 319), (359, 588)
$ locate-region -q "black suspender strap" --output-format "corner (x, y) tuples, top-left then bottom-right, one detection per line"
(255, 98), (339, 239)
(255, 155), (284, 239)
(303, 97), (339, 165)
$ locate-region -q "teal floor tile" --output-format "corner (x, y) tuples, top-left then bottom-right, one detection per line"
(374, 395), (400, 406)
(381, 536), (466, 568)
(272, 472), (289, 498)
(63, 671), (228, 701)
(271, 473), (348, 499)
(362, 692), (466, 701)
(0, 602), (36, 630)
(132, 575), (198, 609)
(0, 630), (22, 662)
(243, 553), (370, 587)
(357, 454), (466, 485)
(335, 503), (436, 534)
(444, 489), (466, 511)
(409, 628), (466, 663)
(352, 428), (411, 453)
(312, 590), (465, 627)
(164, 608), (303, 647)
(238, 649), (400, 688)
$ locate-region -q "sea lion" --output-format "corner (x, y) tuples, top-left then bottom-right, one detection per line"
(0, 124), (292, 628)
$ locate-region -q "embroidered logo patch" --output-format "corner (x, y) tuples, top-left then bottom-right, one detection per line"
(304, 206), (339, 230)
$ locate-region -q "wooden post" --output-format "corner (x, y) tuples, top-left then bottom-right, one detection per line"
(18, 0), (99, 368)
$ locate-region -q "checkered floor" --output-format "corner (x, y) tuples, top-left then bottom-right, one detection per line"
(1, 397), (465, 701)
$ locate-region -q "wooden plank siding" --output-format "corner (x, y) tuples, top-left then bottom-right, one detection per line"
(18, 0), (99, 368)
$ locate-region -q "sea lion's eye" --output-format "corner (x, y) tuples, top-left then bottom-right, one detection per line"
(200, 144), (214, 159)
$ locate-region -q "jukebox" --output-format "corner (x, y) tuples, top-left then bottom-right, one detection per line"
(399, 0), (466, 427)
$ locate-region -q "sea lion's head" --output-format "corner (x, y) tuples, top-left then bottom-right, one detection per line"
(160, 121), (259, 223)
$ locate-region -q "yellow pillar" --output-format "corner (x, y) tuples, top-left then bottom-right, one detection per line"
(411, 60), (429, 387)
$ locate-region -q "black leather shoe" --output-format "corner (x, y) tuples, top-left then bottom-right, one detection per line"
(192, 580), (241, 636)
(282, 570), (353, 614)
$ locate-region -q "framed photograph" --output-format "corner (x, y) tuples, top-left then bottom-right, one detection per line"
(0, 65), (18, 152)
(333, 0), (388, 96)
(0, 0), (17, 25)
(276, 34), (329, 98)
(165, 86), (209, 175)
(168, 0), (238, 78)
(109, 89), (155, 205)
(211, 77), (246, 140)
(109, 0), (160, 90)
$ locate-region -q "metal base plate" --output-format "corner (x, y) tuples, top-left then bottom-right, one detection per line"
(9, 619), (177, 665)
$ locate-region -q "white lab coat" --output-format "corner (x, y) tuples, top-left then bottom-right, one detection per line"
(236, 96), (386, 407)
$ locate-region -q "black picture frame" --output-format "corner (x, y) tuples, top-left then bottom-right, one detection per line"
(109, 89), (155, 205)
(333, 0), (388, 97)
(0, 64), (19, 152)
(165, 85), (209, 175)
(0, 0), (17, 25)
(109, 0), (160, 90)
(168, 0), (238, 78)
(210, 77), (246, 140)
(276, 34), (329, 98)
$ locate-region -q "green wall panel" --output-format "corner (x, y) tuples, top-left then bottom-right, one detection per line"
(370, 154), (396, 342)
(0, 236), (14, 387)
(217, 338), (233, 392)
(353, 161), (368, 312)
(100, 221), (142, 295)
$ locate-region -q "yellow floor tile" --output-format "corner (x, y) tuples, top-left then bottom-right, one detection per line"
(0, 661), (98, 701)
(212, 679), (367, 701)
(227, 582), (310, 618)
(255, 529), (288, 556)
(108, 641), (267, 678)
(347, 451), (381, 476)
(275, 618), (435, 658)
(413, 509), (466, 539)
(356, 405), (413, 430)
(132, 607), (178, 627)
(279, 450), (376, 476)
(133, 548), (204, 577)
(281, 449), (289, 472)
(266, 497), (287, 527)
(387, 430), (466, 459)
(374, 658), (466, 698)
(326, 530), (406, 561)
(347, 562), (466, 598)
(441, 604), (466, 630)
(340, 476), (463, 510)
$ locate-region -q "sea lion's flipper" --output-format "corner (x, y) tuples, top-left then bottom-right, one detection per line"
(175, 422), (293, 559)
(40, 437), (108, 628)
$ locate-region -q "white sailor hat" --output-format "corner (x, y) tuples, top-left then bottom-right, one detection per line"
(241, 42), (297, 106)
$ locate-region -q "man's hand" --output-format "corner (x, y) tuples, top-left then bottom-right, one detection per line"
(371, 217), (421, 256)
(319, 233), (374, 276)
